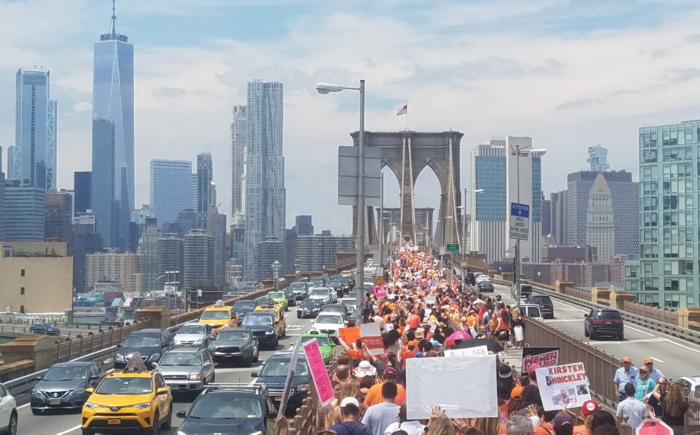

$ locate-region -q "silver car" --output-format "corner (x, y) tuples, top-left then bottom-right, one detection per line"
(154, 347), (215, 394)
(174, 323), (215, 348)
(308, 287), (335, 305)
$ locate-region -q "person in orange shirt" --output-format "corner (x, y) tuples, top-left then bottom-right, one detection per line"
(534, 409), (557, 435)
(338, 337), (365, 362)
(573, 400), (600, 435)
(363, 367), (406, 406)
(399, 341), (417, 369)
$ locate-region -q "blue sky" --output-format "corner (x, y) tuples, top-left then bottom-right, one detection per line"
(3, 0), (700, 234)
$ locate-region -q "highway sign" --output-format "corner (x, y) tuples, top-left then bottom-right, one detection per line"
(446, 244), (459, 255)
(509, 202), (530, 241)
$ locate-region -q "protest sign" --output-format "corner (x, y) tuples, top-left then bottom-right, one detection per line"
(360, 323), (384, 354)
(443, 346), (488, 357)
(636, 419), (673, 435)
(277, 340), (302, 417)
(338, 327), (360, 344)
(374, 286), (387, 298)
(302, 339), (335, 407)
(522, 347), (559, 372)
(406, 355), (497, 419)
(535, 362), (591, 411)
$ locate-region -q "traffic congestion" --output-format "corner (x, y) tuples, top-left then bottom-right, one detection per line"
(6, 245), (699, 435)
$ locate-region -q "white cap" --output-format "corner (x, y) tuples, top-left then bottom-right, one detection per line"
(341, 397), (360, 408)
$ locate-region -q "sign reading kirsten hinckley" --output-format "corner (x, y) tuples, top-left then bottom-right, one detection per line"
(535, 362), (591, 411)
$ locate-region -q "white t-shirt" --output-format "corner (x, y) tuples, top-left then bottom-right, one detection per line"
(384, 421), (426, 435)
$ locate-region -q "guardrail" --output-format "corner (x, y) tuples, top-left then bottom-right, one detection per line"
(490, 278), (700, 346)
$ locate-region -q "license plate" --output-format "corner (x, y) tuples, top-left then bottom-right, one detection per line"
(183, 344), (191, 347)
(108, 419), (121, 425)
(605, 322), (612, 324)
(49, 399), (61, 405)
(274, 397), (282, 401)
(225, 354), (233, 358)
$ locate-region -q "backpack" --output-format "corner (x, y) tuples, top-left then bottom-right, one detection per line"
(334, 421), (371, 435)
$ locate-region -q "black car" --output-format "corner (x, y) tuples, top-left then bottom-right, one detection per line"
(327, 282), (344, 299)
(527, 294), (554, 319)
(283, 288), (297, 307)
(519, 283), (533, 298)
(477, 281), (494, 292)
(234, 300), (258, 324)
(466, 272), (476, 286)
(177, 384), (277, 435)
(297, 298), (323, 319)
(114, 328), (173, 369)
(584, 308), (624, 340)
(208, 328), (260, 366)
(288, 282), (310, 300)
(31, 362), (104, 414)
(241, 313), (278, 349)
(252, 351), (311, 416)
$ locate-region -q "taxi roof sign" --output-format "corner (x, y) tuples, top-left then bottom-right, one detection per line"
(214, 299), (225, 307)
(122, 352), (149, 372)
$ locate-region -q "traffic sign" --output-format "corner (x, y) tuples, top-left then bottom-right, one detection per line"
(509, 202), (530, 241)
(636, 419), (672, 435)
(376, 277), (384, 285)
(446, 244), (459, 255)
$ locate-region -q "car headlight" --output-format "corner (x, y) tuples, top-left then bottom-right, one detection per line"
(208, 344), (216, 350)
(296, 385), (309, 392)
(148, 353), (161, 362)
(189, 374), (203, 380)
(250, 431), (263, 435)
(84, 402), (99, 410)
(322, 353), (331, 358)
(265, 330), (274, 335)
(71, 387), (86, 395)
(177, 431), (189, 435)
(115, 354), (126, 362)
(31, 390), (43, 397)
(133, 402), (152, 410)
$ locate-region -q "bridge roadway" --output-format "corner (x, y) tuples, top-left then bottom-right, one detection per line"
(18, 312), (318, 435)
(493, 283), (700, 380)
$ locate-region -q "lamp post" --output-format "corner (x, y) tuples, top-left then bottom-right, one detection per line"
(272, 260), (280, 291)
(317, 80), (366, 322)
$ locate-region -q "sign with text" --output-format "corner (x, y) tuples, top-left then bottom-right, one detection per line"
(509, 202), (530, 241)
(535, 362), (591, 411)
(447, 244), (460, 255)
(360, 323), (384, 354)
(443, 346), (488, 357)
(521, 347), (560, 372)
(374, 286), (387, 299)
(277, 340), (303, 417)
(302, 339), (335, 407)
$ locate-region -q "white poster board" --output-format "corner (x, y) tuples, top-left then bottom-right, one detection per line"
(406, 355), (498, 419)
(360, 322), (381, 338)
(443, 346), (488, 357)
(535, 362), (591, 411)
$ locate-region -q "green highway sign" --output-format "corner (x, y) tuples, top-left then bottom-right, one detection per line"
(446, 244), (460, 255)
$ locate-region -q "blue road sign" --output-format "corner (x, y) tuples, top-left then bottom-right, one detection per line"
(510, 202), (530, 218)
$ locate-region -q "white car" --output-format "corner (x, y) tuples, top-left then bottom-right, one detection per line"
(312, 313), (347, 336)
(0, 383), (18, 435)
(519, 304), (544, 321)
(173, 322), (214, 347)
(676, 376), (700, 393)
(476, 274), (490, 284)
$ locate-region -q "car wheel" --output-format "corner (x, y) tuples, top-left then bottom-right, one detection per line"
(151, 411), (160, 435)
(297, 314), (301, 319)
(618, 334), (624, 341)
(8, 412), (17, 435)
(584, 326), (589, 337)
(253, 348), (259, 362)
(81, 430), (94, 435)
(161, 406), (172, 430)
(589, 330), (597, 340)
(246, 357), (254, 367)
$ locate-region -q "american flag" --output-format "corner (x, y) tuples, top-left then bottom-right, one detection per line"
(396, 104), (408, 116)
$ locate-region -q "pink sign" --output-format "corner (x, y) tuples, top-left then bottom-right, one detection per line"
(374, 286), (387, 298)
(302, 339), (335, 407)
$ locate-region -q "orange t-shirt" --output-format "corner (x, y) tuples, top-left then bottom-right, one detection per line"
(573, 425), (590, 435)
(408, 314), (420, 329)
(363, 382), (406, 406)
(347, 347), (364, 361)
(534, 423), (553, 435)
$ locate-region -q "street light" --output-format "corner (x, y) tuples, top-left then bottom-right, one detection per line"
(317, 80), (366, 322)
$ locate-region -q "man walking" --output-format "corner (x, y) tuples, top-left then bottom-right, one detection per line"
(613, 357), (638, 403)
(362, 382), (400, 435)
(616, 384), (648, 429)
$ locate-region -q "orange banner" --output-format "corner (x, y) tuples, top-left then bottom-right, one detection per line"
(339, 327), (361, 344)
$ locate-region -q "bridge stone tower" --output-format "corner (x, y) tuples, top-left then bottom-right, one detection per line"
(350, 130), (463, 248)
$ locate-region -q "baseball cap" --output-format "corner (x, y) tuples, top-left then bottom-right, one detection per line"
(552, 413), (574, 431)
(639, 367), (648, 373)
(644, 357), (654, 364)
(511, 386), (525, 400)
(340, 397), (360, 408)
(383, 367), (398, 378)
(621, 357), (632, 363)
(527, 363), (541, 376)
(498, 365), (513, 379)
(582, 400), (600, 416)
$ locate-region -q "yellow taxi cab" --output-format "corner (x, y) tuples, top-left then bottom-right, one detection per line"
(81, 353), (172, 435)
(199, 301), (238, 333)
(254, 304), (286, 337)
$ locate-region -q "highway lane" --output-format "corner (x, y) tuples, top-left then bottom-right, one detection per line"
(18, 310), (318, 435)
(492, 283), (700, 380)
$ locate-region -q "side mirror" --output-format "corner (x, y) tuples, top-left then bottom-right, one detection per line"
(251, 372), (259, 378)
(157, 387), (169, 395)
(151, 362), (158, 369)
(116, 344), (121, 348)
(89, 375), (100, 382)
(584, 314), (589, 318)
(35, 375), (43, 381)
(177, 411), (187, 419)
(86, 387), (95, 394)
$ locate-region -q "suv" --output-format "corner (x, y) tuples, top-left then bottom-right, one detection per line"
(518, 303), (543, 321)
(526, 294), (554, 319)
(0, 384), (18, 435)
(477, 280), (494, 293)
(115, 329), (173, 369)
(81, 356), (173, 435)
(321, 304), (353, 326)
(176, 384), (277, 435)
(252, 351), (311, 415)
(255, 305), (287, 337)
(297, 298), (323, 319)
(288, 282), (310, 300)
(312, 312), (347, 336)
(153, 347), (215, 394)
(233, 300), (258, 322)
(241, 313), (279, 350)
(199, 306), (239, 334)
(584, 308), (624, 340)
(31, 361), (104, 414)
(208, 327), (260, 366)
(308, 287), (334, 305)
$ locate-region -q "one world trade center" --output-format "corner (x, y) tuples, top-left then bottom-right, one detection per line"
(91, 0), (134, 251)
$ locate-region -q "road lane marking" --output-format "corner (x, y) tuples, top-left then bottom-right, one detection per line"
(545, 319), (584, 323)
(55, 425), (81, 435)
(18, 403), (29, 409)
(584, 338), (665, 345)
(650, 357), (665, 363)
(554, 301), (587, 313)
(625, 325), (657, 338)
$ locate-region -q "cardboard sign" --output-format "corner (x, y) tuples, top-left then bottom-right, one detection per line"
(374, 286), (387, 298)
(338, 327), (361, 344)
(522, 347), (560, 372)
(302, 339), (335, 407)
(277, 340), (303, 417)
(425, 296), (437, 306)
(636, 419), (673, 435)
(406, 355), (498, 419)
(360, 323), (384, 354)
(535, 362), (591, 411)
(444, 346), (488, 357)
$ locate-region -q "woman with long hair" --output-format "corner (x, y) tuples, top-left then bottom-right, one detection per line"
(426, 407), (455, 435)
(497, 310), (511, 353)
(660, 383), (695, 435)
(473, 417), (501, 435)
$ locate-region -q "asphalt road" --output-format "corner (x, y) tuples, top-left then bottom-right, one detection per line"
(492, 283), (700, 380)
(18, 310), (318, 435)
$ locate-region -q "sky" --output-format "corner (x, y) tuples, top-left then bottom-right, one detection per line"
(3, 0), (700, 235)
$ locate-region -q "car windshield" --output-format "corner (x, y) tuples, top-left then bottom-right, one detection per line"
(188, 395), (263, 419)
(300, 335), (330, 347)
(316, 314), (343, 324)
(243, 315), (273, 326)
(234, 301), (256, 310)
(179, 324), (206, 334)
(301, 299), (320, 307)
(256, 298), (273, 305)
(96, 377), (153, 395)
(532, 296), (551, 303)
(340, 300), (354, 306)
(260, 359), (310, 377)
(290, 283), (306, 289)
(123, 335), (161, 348)
(201, 310), (230, 320)
(311, 289), (328, 296)
(324, 306), (344, 313)
(44, 366), (89, 381)
(268, 292), (284, 299)
(159, 352), (202, 366)
(217, 330), (250, 341)
(595, 310), (622, 320)
(524, 307), (541, 317)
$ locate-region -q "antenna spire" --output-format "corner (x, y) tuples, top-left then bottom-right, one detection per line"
(111, 0), (117, 35)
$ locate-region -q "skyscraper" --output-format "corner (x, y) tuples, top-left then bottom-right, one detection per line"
(72, 215), (102, 294)
(588, 145), (610, 172)
(190, 173), (197, 210)
(6, 146), (16, 180)
(15, 68), (57, 191)
(157, 234), (184, 290)
(196, 153), (213, 230)
(45, 190), (73, 243)
(91, 118), (117, 248)
(184, 229), (214, 290)
(231, 105), (247, 218)
(4, 182), (45, 242)
(207, 209), (227, 287)
(549, 190), (568, 246)
(0, 172), (5, 241)
(585, 173), (615, 263)
(74, 171), (92, 214)
(294, 215), (314, 236)
(92, 0), (134, 251)
(243, 80), (285, 281)
(137, 218), (160, 291)
(150, 160), (193, 230)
